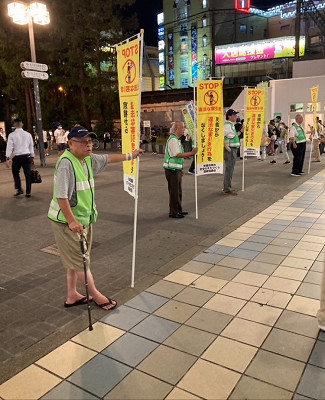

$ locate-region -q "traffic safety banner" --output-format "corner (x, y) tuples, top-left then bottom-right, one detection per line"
(181, 102), (195, 144)
(243, 88), (265, 157)
(196, 80), (224, 175)
(117, 38), (140, 197)
(311, 86), (318, 129)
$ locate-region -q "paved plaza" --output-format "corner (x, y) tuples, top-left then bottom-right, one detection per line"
(1, 149), (325, 399)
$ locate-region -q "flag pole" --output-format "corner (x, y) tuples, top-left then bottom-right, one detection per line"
(242, 88), (247, 192)
(193, 80), (198, 219)
(131, 30), (144, 288)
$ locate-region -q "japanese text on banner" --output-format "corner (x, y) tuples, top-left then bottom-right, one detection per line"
(117, 39), (140, 197)
(311, 86), (318, 128)
(244, 88), (265, 157)
(196, 80), (224, 175)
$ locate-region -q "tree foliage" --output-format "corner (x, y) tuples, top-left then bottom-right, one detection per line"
(0, 0), (137, 135)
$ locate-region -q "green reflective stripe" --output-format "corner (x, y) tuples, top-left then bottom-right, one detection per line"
(163, 162), (182, 169)
(76, 178), (94, 191)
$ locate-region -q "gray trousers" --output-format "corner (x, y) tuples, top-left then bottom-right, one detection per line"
(223, 148), (237, 192)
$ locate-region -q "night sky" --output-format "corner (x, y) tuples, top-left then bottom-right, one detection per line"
(136, 0), (287, 45)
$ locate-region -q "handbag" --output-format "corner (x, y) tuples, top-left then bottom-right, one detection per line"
(260, 136), (271, 147)
(31, 169), (42, 184)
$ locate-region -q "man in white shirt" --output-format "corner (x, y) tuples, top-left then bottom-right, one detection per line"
(5, 118), (35, 197)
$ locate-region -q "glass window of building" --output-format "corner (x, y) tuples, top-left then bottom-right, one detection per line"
(239, 24), (247, 33)
(202, 16), (207, 27)
(177, 6), (188, 20)
(202, 0), (207, 8)
(181, 38), (188, 54)
(202, 54), (208, 65)
(180, 58), (188, 73)
(181, 77), (189, 88)
(250, 25), (253, 34)
(180, 23), (188, 36)
(306, 102), (321, 112)
(202, 34), (207, 47)
(290, 103), (304, 112)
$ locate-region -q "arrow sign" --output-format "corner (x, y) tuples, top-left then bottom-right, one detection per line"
(21, 70), (49, 80)
(20, 61), (48, 72)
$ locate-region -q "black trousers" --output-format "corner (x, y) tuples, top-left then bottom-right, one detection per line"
(12, 154), (32, 194)
(291, 142), (306, 175)
(165, 169), (182, 215)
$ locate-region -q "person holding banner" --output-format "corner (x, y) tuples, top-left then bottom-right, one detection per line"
(223, 109), (240, 195)
(289, 114), (306, 177)
(48, 125), (143, 310)
(163, 121), (197, 218)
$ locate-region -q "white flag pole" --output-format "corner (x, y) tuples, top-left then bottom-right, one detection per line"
(193, 80), (198, 219)
(242, 88), (247, 192)
(131, 30), (144, 288)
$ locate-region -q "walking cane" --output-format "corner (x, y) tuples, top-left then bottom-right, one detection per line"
(79, 234), (93, 331)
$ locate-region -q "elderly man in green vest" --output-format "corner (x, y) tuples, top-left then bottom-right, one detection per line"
(223, 109), (240, 195)
(289, 114), (306, 177)
(163, 121), (197, 218)
(48, 125), (142, 310)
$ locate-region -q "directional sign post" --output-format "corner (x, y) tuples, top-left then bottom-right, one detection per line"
(21, 70), (49, 80)
(20, 61), (48, 72)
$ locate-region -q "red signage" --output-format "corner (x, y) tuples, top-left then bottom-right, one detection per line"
(235, 0), (250, 13)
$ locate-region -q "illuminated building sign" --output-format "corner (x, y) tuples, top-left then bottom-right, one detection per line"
(215, 36), (305, 65)
(191, 26), (197, 81)
(235, 0), (250, 13)
(250, 0), (325, 19)
(157, 12), (164, 25)
(168, 33), (174, 86)
(158, 26), (164, 39)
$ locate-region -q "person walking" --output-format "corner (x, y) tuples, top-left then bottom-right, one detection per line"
(0, 127), (7, 163)
(42, 129), (49, 156)
(223, 109), (240, 195)
(5, 118), (34, 197)
(270, 123), (290, 165)
(163, 121), (197, 218)
(103, 131), (110, 150)
(150, 128), (158, 154)
(308, 125), (320, 162)
(289, 114), (306, 177)
(48, 125), (143, 310)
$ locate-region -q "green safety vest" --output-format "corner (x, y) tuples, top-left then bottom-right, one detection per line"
(48, 150), (97, 227)
(163, 134), (184, 170)
(292, 123), (306, 143)
(224, 121), (240, 148)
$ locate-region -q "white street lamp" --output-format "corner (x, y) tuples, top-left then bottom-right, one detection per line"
(8, 1), (50, 167)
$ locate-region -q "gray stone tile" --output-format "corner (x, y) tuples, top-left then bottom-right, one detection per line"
(173, 287), (215, 307)
(262, 328), (315, 362)
(284, 227), (308, 235)
(185, 308), (233, 334)
(154, 300), (199, 323)
(296, 282), (321, 300)
(245, 349), (305, 391)
(238, 242), (267, 252)
(67, 354), (131, 398)
(270, 238), (299, 248)
(204, 244), (234, 255)
(205, 265), (240, 281)
(295, 217), (318, 223)
(309, 340), (325, 368)
(275, 310), (319, 338)
(263, 245), (291, 256)
(145, 280), (185, 298)
(304, 271), (322, 285)
(41, 381), (97, 399)
(318, 331), (325, 342)
(293, 394), (314, 400)
(163, 325), (216, 357)
(291, 221), (314, 228)
(255, 229), (280, 238)
(217, 257), (250, 270)
(104, 370), (172, 400)
(124, 292), (169, 313)
(263, 224), (287, 232)
(254, 252), (286, 265)
(130, 315), (180, 343)
(229, 375), (292, 400)
(137, 345), (196, 385)
(247, 235), (274, 244)
(244, 261), (278, 275)
(101, 332), (159, 367)
(296, 364), (325, 399)
(228, 249), (259, 260)
(193, 253), (225, 264)
(268, 219), (291, 226)
(180, 260), (213, 275)
(100, 305), (149, 331)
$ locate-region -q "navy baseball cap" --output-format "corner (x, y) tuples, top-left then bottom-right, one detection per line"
(226, 109), (239, 118)
(67, 126), (96, 140)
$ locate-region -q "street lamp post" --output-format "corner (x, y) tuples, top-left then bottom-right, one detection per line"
(8, 1), (50, 167)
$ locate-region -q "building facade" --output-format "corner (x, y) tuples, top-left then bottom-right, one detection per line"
(158, 0), (325, 89)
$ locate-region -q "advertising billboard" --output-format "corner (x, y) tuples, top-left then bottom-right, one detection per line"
(215, 36), (305, 65)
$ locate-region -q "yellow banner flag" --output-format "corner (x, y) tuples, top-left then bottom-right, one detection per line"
(311, 86), (318, 129)
(243, 88), (265, 157)
(196, 80), (224, 175)
(117, 39), (140, 197)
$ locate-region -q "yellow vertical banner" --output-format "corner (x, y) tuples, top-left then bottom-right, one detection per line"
(196, 80), (224, 175)
(311, 86), (318, 129)
(256, 82), (268, 124)
(243, 88), (265, 157)
(117, 38), (140, 197)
